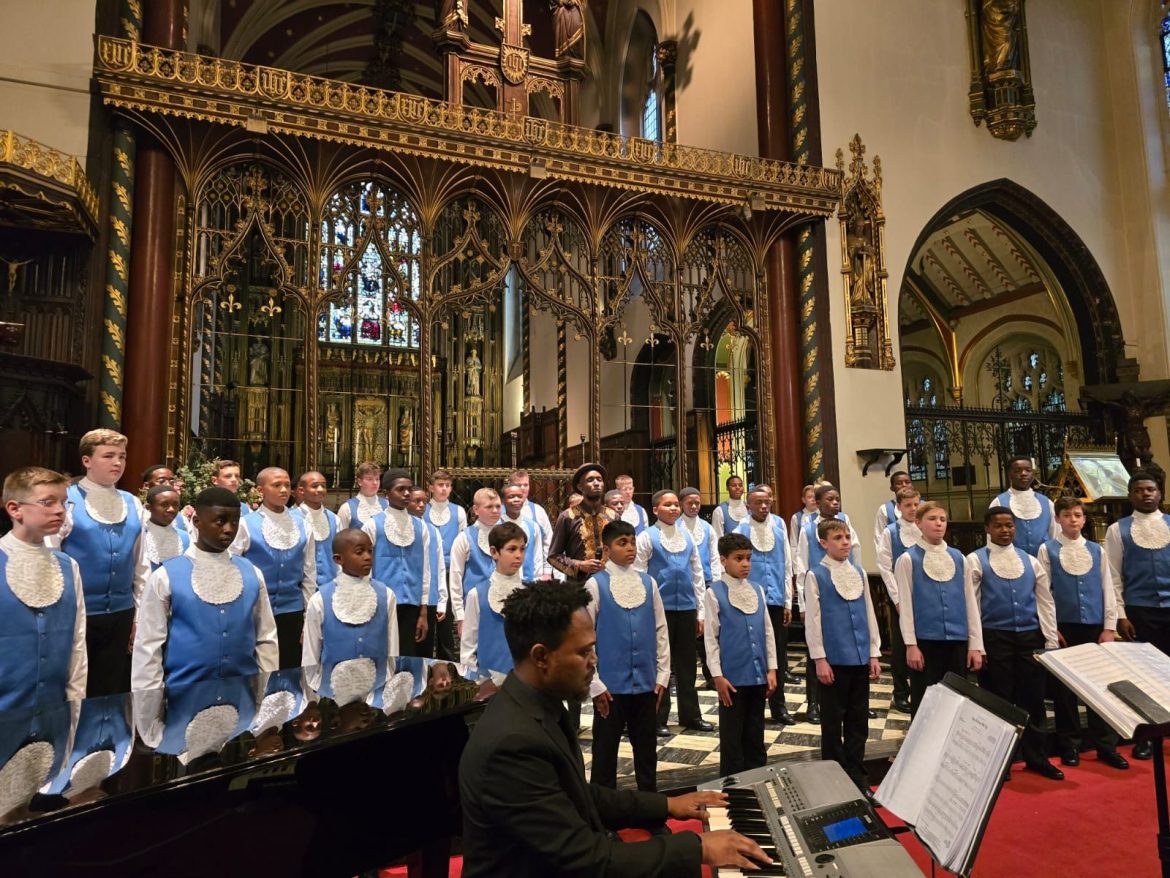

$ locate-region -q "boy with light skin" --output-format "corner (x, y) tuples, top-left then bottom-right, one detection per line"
(1, 467), (87, 706)
(502, 483), (548, 579)
(615, 475), (649, 535)
(425, 469), (466, 661)
(894, 502), (983, 717)
(448, 487), (503, 637)
(338, 461), (387, 529)
(54, 429), (146, 696)
(292, 471), (339, 587)
(680, 487), (721, 688)
(461, 521), (529, 675)
(805, 520), (882, 795)
(706, 533), (777, 776)
(410, 485), (446, 658)
(508, 469), (552, 565)
(231, 467), (316, 669)
(208, 460), (250, 516)
(875, 488), (921, 713)
(1037, 497), (1127, 770)
(711, 474), (748, 538)
(142, 485), (190, 570)
(873, 471), (914, 553)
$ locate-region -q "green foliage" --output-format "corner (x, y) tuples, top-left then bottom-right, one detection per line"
(175, 452), (256, 509)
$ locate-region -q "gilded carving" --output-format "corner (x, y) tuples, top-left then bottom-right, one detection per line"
(966, 0), (1036, 141)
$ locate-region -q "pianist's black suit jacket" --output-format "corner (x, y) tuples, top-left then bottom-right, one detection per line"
(459, 673), (702, 878)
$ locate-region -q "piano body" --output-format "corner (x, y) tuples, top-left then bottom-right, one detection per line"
(699, 762), (922, 878)
(0, 658), (494, 878)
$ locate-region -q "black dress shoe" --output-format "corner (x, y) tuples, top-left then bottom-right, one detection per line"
(867, 708), (878, 719)
(807, 705), (821, 724)
(784, 670), (801, 684)
(1002, 768), (1012, 783)
(685, 719), (715, 732)
(1098, 749), (1130, 770)
(1025, 761), (1065, 780)
(1133, 740), (1153, 760)
(1059, 749), (1080, 767)
(655, 725), (671, 738)
(770, 709), (797, 726)
(890, 698), (912, 714)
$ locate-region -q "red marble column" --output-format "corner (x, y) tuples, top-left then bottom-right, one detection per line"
(120, 1), (184, 487)
(753, 0), (806, 506)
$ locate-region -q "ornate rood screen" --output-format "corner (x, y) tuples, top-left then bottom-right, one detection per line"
(92, 24), (840, 500)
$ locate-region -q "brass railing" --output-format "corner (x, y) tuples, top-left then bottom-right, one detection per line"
(0, 129), (99, 226)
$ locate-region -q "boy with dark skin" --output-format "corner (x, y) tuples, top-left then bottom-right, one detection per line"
(142, 484), (189, 569)
(409, 485), (445, 657)
(991, 457), (1058, 555)
(873, 470), (913, 552)
(712, 474), (748, 538)
(293, 471), (339, 587)
(363, 470), (431, 654)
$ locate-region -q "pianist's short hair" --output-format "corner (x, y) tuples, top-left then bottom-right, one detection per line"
(3, 466), (68, 503)
(503, 580), (592, 664)
(489, 521), (528, 552)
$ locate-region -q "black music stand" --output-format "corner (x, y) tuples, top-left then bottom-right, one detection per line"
(1132, 724), (1170, 878)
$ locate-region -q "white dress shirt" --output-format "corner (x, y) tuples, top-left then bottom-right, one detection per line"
(875, 521), (922, 607)
(803, 556), (882, 662)
(965, 544), (1059, 649)
(990, 488), (1060, 540)
(230, 505), (318, 610)
(873, 501), (901, 554)
(1104, 510), (1170, 621)
(446, 521), (499, 622)
(710, 499), (748, 539)
(460, 570), (524, 672)
(634, 522), (706, 620)
(336, 493), (385, 529)
(301, 571), (400, 668)
(703, 574), (778, 678)
(1036, 533), (1118, 631)
(585, 561), (671, 698)
(794, 514), (862, 612)
(521, 500), (554, 571)
(504, 511), (550, 578)
(894, 542), (984, 652)
(360, 506), (432, 608)
(680, 513), (723, 580)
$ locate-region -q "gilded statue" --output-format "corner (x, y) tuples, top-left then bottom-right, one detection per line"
(465, 347), (483, 397)
(248, 340), (269, 385)
(397, 405), (413, 450)
(846, 215), (877, 307)
(355, 404), (378, 464)
(551, 0), (585, 60)
(324, 403), (341, 456)
(981, 0), (1021, 73)
(438, 0), (467, 30)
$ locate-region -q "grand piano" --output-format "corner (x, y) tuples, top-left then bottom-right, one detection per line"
(0, 657), (495, 878)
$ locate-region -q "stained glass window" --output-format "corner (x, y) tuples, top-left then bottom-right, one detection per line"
(642, 45), (661, 142)
(1162, 13), (1170, 111)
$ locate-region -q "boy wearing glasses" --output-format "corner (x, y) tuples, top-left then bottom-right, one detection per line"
(0, 467), (87, 707)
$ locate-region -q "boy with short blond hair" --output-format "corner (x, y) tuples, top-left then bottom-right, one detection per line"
(208, 459), (250, 516)
(448, 487), (504, 637)
(1, 467), (87, 706)
(338, 460), (387, 529)
(875, 487), (921, 713)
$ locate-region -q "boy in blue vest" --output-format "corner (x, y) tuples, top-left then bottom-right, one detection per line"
(364, 468), (431, 657)
(449, 487), (503, 641)
(508, 469), (553, 566)
(1, 466), (87, 707)
(875, 487), (921, 714)
(894, 501), (983, 716)
(132, 487), (279, 691)
(969, 507), (1062, 780)
(502, 483), (547, 580)
(231, 467), (317, 669)
(337, 461), (387, 530)
(873, 471), (913, 553)
(292, 471), (339, 588)
(680, 487), (720, 689)
(804, 519), (881, 795)
(206, 459), (251, 517)
(1038, 497), (1127, 770)
(55, 428), (146, 696)
(789, 484), (818, 554)
(461, 521), (529, 676)
(1106, 470), (1170, 761)
(711, 474), (749, 539)
(425, 469), (467, 661)
(991, 456), (1058, 556)
(615, 474), (649, 535)
(301, 528), (398, 672)
(410, 485), (446, 658)
(142, 484), (190, 570)
(587, 520), (669, 791)
(735, 487), (796, 725)
(706, 532), (777, 775)
(636, 489), (710, 734)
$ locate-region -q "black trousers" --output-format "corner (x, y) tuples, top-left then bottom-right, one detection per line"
(1128, 605), (1170, 656)
(718, 683), (767, 776)
(657, 609), (701, 727)
(275, 611), (305, 669)
(435, 596), (457, 661)
(820, 664), (870, 791)
(395, 604), (421, 657)
(414, 605), (438, 658)
(981, 628), (1048, 766)
(805, 657), (819, 709)
(908, 639), (968, 717)
(1052, 622), (1119, 753)
(590, 691), (658, 792)
(888, 608), (910, 702)
(85, 608), (133, 696)
(766, 604), (789, 717)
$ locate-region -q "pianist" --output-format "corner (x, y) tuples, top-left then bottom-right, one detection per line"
(458, 580), (770, 877)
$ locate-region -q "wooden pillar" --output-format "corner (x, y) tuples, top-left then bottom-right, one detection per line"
(120, 0), (183, 487)
(753, 0), (805, 505)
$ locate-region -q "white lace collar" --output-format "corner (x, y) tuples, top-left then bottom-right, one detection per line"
(1055, 532), (1086, 548)
(250, 690), (297, 736)
(331, 572), (378, 625)
(301, 505), (332, 542)
(487, 570), (523, 615)
(725, 498), (747, 521)
(655, 522), (687, 553)
(1055, 533), (1093, 575)
(603, 560), (646, 609)
(919, 539), (957, 582)
(188, 544), (243, 604)
(354, 493), (383, 524)
(681, 513), (704, 536)
(0, 741), (56, 815)
(897, 521), (921, 544)
(621, 502), (642, 526)
(748, 516), (776, 553)
(79, 477), (127, 525)
(67, 750), (115, 794)
(180, 704), (239, 764)
(473, 521), (498, 555)
(821, 555), (864, 600)
(1005, 487), (1042, 520)
(145, 520), (184, 566)
(382, 507), (416, 547)
(383, 671), (415, 715)
(258, 506), (301, 550)
(0, 531), (65, 608)
(1130, 510), (1170, 550)
(720, 573), (759, 615)
(987, 543), (1025, 579)
(428, 500), (452, 526)
(328, 657), (376, 705)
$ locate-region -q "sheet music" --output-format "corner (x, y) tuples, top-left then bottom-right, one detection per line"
(1037, 644), (1145, 737)
(1103, 641), (1170, 708)
(875, 684), (962, 825)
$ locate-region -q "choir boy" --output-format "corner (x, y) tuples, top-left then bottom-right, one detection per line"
(448, 487), (503, 639)
(1, 467), (86, 707)
(132, 487), (278, 690)
(733, 487), (796, 725)
(461, 521), (529, 675)
(636, 490), (710, 734)
(604, 489), (626, 518)
(804, 519), (882, 795)
(1106, 471), (1170, 760)
(301, 529), (398, 669)
(587, 520), (669, 792)
(502, 483), (547, 579)
(789, 484), (818, 553)
(711, 474), (749, 539)
(706, 533), (777, 776)
(894, 501), (983, 716)
(409, 485), (446, 658)
(337, 461), (388, 530)
(991, 457), (1058, 556)
(55, 429), (146, 696)
(508, 469), (553, 570)
(208, 460), (251, 516)
(1038, 497), (1127, 770)
(615, 474), (650, 535)
(292, 471), (339, 587)
(969, 507), (1062, 780)
(680, 487), (721, 688)
(138, 464), (176, 510)
(232, 467), (316, 669)
(873, 471), (913, 553)
(425, 469), (467, 661)
(362, 469), (431, 657)
(142, 484), (190, 570)
(875, 488), (921, 714)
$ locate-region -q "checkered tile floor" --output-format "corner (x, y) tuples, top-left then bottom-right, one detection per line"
(577, 644), (911, 782)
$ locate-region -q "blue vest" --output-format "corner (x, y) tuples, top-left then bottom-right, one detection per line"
(62, 483), (141, 615)
(711, 579), (768, 687)
(371, 512), (427, 606)
(626, 503), (648, 535)
(907, 544), (969, 641)
(346, 495), (388, 529)
(425, 503), (464, 563)
(292, 506), (339, 587)
(1118, 515), (1170, 609)
(977, 546), (1039, 632)
(718, 501), (747, 533)
(887, 520), (914, 566)
(593, 569), (658, 695)
(147, 523), (191, 571)
(685, 517), (714, 582)
(0, 550), (78, 709)
(46, 693), (132, 794)
(735, 519), (789, 607)
(315, 657), (389, 705)
(522, 500), (547, 542)
(647, 526), (697, 611)
(883, 500), (898, 529)
(161, 555), (264, 688)
(1044, 539), (1105, 626)
(156, 675), (256, 758)
(474, 582), (515, 674)
(995, 491), (1053, 556)
(461, 524), (498, 600)
(0, 701), (71, 796)
(319, 578), (391, 665)
(504, 515), (539, 580)
(811, 564), (871, 667)
(242, 511), (309, 615)
(422, 520), (442, 606)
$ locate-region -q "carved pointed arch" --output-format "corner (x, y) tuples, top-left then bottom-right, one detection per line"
(428, 195), (512, 317)
(515, 208), (596, 337)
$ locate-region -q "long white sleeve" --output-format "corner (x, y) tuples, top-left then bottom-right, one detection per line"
(131, 566), (172, 691)
(252, 579), (280, 673)
(66, 557), (88, 701)
(448, 531), (471, 621)
(1104, 522), (1126, 620)
(418, 524), (431, 606)
(876, 529), (898, 606)
(958, 554), (986, 653)
(461, 587), (480, 670)
(873, 504), (891, 554)
(703, 587), (722, 677)
(688, 543), (705, 621)
(1029, 556), (1059, 649)
(301, 591), (324, 668)
(535, 504), (553, 575)
(895, 553), (917, 646)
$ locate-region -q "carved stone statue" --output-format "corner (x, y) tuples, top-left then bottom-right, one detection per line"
(355, 405), (378, 465)
(465, 347), (483, 397)
(324, 403), (341, 458)
(248, 341), (269, 385)
(981, 0), (1021, 73)
(849, 236), (877, 307)
(551, 0), (585, 60)
(397, 405), (413, 450)
(438, 0), (467, 30)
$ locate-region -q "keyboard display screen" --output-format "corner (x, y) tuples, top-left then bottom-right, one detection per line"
(823, 816), (867, 843)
